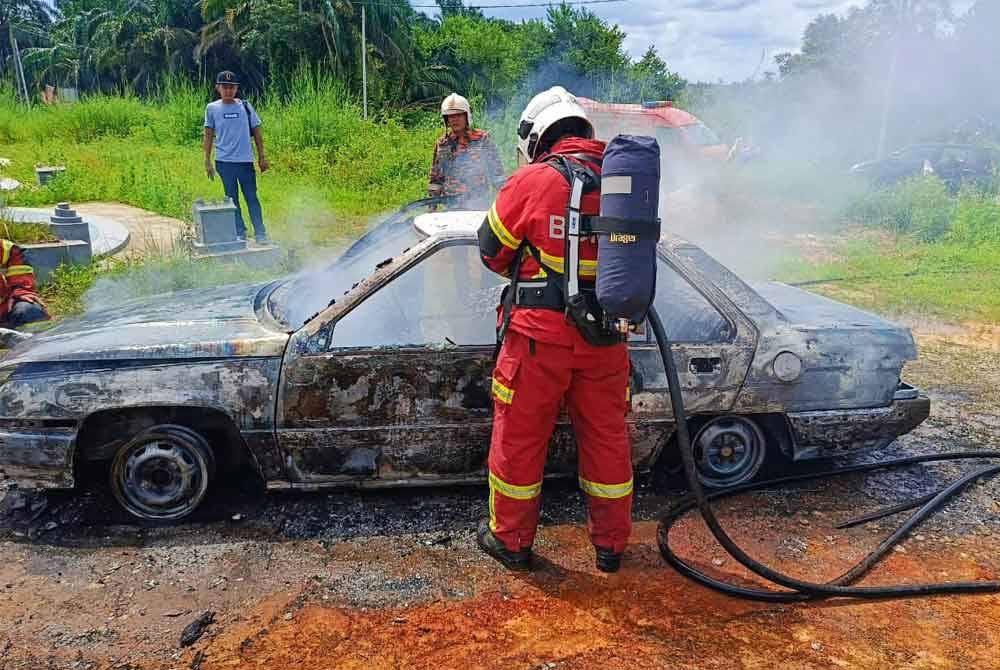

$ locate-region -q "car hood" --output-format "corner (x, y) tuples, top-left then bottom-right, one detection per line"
(2, 283), (290, 365)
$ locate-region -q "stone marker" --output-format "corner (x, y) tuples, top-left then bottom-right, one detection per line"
(192, 198), (246, 254)
(35, 165), (66, 186)
(191, 198), (281, 268)
(48, 202), (91, 244)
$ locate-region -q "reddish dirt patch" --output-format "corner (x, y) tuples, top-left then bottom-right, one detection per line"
(195, 524), (1000, 670)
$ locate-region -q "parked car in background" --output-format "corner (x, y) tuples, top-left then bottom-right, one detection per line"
(0, 203), (930, 522)
(851, 144), (1000, 190)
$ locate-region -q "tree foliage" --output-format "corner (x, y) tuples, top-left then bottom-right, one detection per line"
(3, 0), (687, 109)
(691, 0), (997, 165)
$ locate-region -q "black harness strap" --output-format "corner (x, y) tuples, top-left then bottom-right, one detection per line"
(588, 216), (661, 239)
(494, 241), (526, 358)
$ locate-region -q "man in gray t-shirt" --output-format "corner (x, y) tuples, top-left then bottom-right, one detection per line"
(203, 70), (270, 243)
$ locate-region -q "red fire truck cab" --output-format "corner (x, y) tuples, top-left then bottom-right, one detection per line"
(578, 98), (731, 163)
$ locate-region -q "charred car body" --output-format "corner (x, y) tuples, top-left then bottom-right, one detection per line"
(0, 206), (930, 520)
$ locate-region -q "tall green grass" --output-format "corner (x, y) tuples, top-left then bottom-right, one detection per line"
(0, 72), (443, 247)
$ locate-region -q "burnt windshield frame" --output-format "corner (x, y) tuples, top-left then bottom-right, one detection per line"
(326, 237), (502, 352)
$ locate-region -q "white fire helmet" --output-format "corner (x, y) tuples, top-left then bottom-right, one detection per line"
(516, 86), (594, 164)
(441, 92), (472, 126)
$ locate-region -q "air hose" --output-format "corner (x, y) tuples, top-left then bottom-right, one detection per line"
(646, 306), (1000, 601)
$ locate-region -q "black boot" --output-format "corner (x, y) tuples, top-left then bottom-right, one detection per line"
(595, 546), (622, 573)
(477, 520), (533, 572)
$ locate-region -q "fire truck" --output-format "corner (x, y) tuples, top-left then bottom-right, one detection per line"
(577, 98), (732, 162)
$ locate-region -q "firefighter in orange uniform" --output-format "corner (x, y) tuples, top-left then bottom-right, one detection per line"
(428, 93), (505, 208)
(0, 239), (49, 330)
(476, 87), (632, 573)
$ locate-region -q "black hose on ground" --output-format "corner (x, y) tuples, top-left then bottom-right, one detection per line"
(646, 306), (1000, 601)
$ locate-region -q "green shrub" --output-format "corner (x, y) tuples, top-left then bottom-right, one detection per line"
(949, 186), (1000, 246)
(847, 176), (955, 241)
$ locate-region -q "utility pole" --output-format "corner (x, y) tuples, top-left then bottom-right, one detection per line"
(361, 3), (368, 119)
(8, 26), (30, 105)
(877, 0), (910, 160)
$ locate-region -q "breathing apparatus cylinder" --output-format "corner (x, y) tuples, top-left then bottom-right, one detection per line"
(595, 135), (661, 324)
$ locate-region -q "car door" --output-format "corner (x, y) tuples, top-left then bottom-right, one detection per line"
(625, 246), (758, 457)
(275, 238), (505, 485)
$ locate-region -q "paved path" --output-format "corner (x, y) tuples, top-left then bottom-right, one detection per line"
(7, 202), (186, 257)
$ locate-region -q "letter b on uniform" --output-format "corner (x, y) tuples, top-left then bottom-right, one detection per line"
(549, 215), (566, 240)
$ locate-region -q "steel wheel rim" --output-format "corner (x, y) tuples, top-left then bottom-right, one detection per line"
(693, 416), (767, 488)
(114, 433), (209, 519)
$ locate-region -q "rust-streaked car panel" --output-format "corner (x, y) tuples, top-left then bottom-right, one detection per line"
(0, 210), (930, 493)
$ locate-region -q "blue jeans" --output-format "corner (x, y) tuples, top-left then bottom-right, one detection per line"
(216, 161), (266, 239)
(2, 300), (48, 329)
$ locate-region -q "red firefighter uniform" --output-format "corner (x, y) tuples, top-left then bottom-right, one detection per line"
(477, 136), (633, 554)
(0, 239), (49, 327)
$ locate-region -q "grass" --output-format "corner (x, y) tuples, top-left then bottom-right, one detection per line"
(778, 233), (1000, 323)
(0, 215), (58, 244)
(0, 75), (443, 249)
(5, 81), (999, 326)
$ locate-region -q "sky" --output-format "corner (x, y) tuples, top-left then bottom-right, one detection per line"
(447, 0), (978, 83)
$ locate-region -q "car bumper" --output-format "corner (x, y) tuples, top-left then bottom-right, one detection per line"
(0, 427), (77, 489)
(787, 388), (931, 460)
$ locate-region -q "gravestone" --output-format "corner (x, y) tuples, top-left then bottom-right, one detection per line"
(49, 202), (91, 244)
(192, 198), (246, 254)
(191, 198), (281, 268)
(35, 165), (66, 186)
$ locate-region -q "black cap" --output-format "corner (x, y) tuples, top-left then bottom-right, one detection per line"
(215, 71), (239, 85)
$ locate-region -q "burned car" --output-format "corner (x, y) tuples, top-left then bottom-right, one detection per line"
(0, 205), (930, 520)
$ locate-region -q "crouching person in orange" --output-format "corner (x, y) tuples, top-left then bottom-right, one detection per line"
(475, 86), (632, 573)
(0, 240), (49, 331)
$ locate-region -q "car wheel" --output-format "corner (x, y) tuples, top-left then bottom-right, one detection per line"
(692, 415), (768, 488)
(109, 424), (216, 521)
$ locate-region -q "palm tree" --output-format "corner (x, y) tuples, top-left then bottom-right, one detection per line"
(2, 0), (54, 92)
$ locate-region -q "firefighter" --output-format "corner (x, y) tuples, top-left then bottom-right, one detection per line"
(428, 93), (505, 208)
(0, 239), (49, 331)
(475, 87), (633, 573)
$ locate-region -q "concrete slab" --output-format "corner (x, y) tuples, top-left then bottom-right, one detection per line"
(6, 207), (129, 257)
(194, 244), (283, 268)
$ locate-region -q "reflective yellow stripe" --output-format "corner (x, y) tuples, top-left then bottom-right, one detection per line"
(489, 485), (497, 531)
(489, 471), (542, 500)
(487, 204), (520, 250)
(1, 240), (12, 265)
(491, 377), (514, 405)
(537, 250), (597, 277)
(626, 386), (631, 403)
(4, 265), (33, 277)
(579, 476), (633, 499)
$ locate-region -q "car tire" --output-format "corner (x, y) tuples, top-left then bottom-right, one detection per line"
(109, 424), (216, 521)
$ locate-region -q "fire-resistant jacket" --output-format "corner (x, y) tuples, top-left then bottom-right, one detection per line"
(0, 239), (47, 324)
(477, 137), (606, 345)
(428, 128), (505, 204)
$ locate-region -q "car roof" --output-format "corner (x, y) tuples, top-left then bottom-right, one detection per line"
(413, 210), (486, 238)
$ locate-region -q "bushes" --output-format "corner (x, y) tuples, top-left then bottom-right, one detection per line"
(848, 176), (956, 242)
(847, 177), (1000, 245)
(950, 187), (1000, 246)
